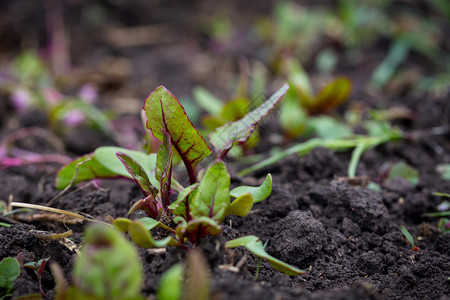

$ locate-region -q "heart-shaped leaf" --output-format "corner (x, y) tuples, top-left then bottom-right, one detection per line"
(225, 236), (305, 276)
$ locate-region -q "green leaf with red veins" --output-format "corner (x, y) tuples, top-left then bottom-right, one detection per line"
(169, 183), (199, 219)
(116, 152), (158, 197)
(156, 131), (172, 206)
(209, 84), (289, 157)
(144, 86), (212, 184)
(190, 160), (230, 222)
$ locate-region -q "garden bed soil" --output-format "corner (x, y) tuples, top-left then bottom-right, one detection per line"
(1, 0), (449, 299)
(1, 94), (449, 299)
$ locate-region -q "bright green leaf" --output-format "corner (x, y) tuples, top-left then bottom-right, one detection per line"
(55, 154), (115, 190)
(190, 160), (230, 221)
(225, 236), (305, 276)
(128, 220), (178, 248)
(225, 193), (253, 218)
(95, 147), (157, 182)
(230, 174), (272, 203)
(56, 147), (158, 190)
(0, 257), (20, 290)
(157, 264), (183, 300)
(113, 218), (132, 232)
(210, 84), (288, 156)
(400, 225), (416, 248)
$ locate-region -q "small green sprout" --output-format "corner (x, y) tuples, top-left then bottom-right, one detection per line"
(400, 225), (419, 252)
(24, 257), (50, 298)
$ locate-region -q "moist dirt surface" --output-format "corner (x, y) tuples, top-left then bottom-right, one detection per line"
(1, 1), (450, 299)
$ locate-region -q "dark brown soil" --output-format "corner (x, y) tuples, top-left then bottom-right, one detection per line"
(1, 1), (449, 299)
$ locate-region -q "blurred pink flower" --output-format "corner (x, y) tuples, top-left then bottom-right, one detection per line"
(11, 88), (31, 113)
(79, 84), (98, 104)
(63, 109), (85, 126)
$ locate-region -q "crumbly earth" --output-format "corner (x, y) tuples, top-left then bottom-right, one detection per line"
(0, 1), (449, 299)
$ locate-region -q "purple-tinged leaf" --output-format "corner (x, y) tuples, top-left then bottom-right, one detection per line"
(175, 217), (222, 245)
(128, 195), (162, 218)
(156, 131), (172, 207)
(116, 152), (158, 197)
(144, 86), (212, 184)
(209, 84), (289, 157)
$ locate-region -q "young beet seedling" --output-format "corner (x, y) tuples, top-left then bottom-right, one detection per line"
(400, 225), (419, 252)
(57, 84), (304, 276)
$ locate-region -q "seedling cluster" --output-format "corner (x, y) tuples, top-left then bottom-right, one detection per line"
(56, 84), (304, 279)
